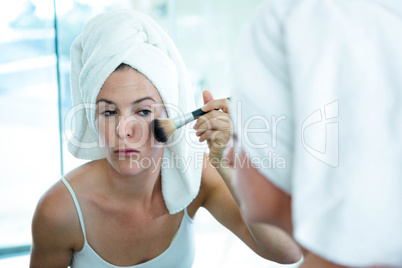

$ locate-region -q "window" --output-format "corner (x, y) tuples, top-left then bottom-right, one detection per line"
(0, 0), (60, 255)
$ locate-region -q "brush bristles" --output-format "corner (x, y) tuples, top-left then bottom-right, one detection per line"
(151, 118), (177, 143)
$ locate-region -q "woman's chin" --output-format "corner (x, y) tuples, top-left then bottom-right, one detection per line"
(114, 165), (143, 177)
(105, 153), (160, 177)
(112, 160), (153, 177)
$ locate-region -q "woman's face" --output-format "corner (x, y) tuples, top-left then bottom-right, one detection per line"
(96, 67), (167, 176)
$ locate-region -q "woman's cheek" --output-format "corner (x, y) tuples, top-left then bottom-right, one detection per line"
(130, 118), (148, 147)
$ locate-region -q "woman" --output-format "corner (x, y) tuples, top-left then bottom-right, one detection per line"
(30, 10), (301, 267)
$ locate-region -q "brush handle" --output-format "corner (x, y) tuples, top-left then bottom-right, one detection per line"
(192, 97), (231, 119)
(173, 112), (197, 129)
(191, 108), (207, 120)
(173, 97), (231, 129)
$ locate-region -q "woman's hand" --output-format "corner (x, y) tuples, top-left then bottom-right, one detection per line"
(194, 90), (232, 164)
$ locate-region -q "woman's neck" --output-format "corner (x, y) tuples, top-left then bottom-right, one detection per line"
(100, 157), (163, 209)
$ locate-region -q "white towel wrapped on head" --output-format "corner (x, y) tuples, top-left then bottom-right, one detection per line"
(67, 9), (204, 214)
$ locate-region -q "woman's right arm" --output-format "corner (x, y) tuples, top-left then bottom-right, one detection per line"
(30, 181), (80, 268)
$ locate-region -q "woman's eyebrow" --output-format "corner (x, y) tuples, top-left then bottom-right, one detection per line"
(96, 97), (156, 105)
(132, 97), (156, 105)
(96, 98), (115, 105)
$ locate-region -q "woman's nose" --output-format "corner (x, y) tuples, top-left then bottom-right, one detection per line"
(116, 116), (135, 139)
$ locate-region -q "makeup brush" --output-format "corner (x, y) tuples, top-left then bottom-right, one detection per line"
(151, 108), (208, 143)
(152, 98), (230, 143)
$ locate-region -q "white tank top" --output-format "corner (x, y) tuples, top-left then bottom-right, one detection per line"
(61, 176), (195, 268)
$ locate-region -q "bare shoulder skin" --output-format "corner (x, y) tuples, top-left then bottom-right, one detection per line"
(30, 174), (84, 268)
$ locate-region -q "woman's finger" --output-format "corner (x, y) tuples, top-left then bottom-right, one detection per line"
(202, 90), (214, 105)
(198, 129), (231, 144)
(195, 120), (231, 136)
(201, 98), (231, 113)
(194, 110), (231, 130)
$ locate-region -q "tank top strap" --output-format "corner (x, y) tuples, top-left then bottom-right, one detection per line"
(183, 207), (193, 222)
(61, 176), (87, 241)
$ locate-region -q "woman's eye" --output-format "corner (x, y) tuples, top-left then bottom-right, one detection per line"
(138, 110), (151, 116)
(102, 110), (117, 116)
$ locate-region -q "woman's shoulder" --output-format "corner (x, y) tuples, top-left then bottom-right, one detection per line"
(64, 159), (105, 183)
(31, 160), (103, 249)
(38, 160), (101, 209)
(31, 177), (83, 251)
(33, 178), (75, 227)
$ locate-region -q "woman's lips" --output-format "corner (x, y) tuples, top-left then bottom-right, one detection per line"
(114, 149), (140, 157)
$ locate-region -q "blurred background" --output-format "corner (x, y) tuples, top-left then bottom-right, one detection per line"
(0, 0), (301, 267)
